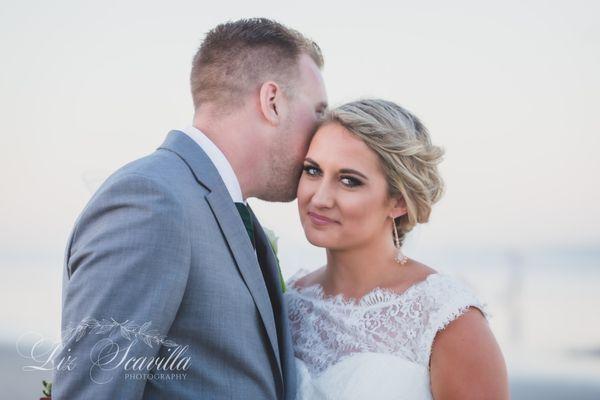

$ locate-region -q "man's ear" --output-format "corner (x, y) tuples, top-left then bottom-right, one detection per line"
(259, 81), (282, 125)
(389, 195), (407, 219)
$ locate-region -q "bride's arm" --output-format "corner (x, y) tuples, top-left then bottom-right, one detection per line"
(429, 307), (509, 400)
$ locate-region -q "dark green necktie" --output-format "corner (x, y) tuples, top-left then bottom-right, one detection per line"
(234, 202), (286, 293)
(235, 202), (255, 248)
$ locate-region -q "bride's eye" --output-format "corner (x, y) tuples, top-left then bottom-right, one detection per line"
(340, 176), (363, 188)
(303, 165), (320, 177)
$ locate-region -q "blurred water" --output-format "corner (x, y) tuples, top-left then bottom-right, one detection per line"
(2, 246), (600, 398)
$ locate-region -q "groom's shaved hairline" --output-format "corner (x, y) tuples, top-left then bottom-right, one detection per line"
(190, 18), (324, 111)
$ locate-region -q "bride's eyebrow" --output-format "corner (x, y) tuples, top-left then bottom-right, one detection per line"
(304, 157), (369, 180)
(304, 157), (319, 166)
(339, 168), (368, 180)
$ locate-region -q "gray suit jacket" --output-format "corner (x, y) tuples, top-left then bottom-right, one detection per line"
(53, 130), (296, 399)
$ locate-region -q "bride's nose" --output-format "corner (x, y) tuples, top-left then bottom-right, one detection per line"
(310, 180), (335, 209)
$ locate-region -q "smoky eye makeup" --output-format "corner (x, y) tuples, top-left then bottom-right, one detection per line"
(302, 164), (321, 176)
(340, 175), (364, 187)
(303, 158), (367, 188)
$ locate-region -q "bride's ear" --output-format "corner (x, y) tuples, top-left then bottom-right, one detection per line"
(388, 195), (407, 219)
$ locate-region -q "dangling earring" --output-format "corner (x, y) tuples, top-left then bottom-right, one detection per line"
(392, 218), (408, 265)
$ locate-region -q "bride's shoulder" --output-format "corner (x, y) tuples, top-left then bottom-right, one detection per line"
(286, 266), (326, 289)
(428, 282), (507, 397)
(409, 267), (491, 340)
(386, 259), (439, 293)
(403, 260), (438, 281)
(392, 260), (490, 326)
(401, 260), (474, 295)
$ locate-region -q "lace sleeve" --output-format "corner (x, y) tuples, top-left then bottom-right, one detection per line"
(419, 275), (490, 365)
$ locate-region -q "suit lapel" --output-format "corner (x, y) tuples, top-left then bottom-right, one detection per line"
(251, 210), (297, 397)
(158, 130), (283, 384)
(205, 192), (282, 369)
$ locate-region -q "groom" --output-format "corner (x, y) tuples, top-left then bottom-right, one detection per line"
(53, 18), (327, 399)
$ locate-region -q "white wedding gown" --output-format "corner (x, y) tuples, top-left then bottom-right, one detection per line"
(284, 269), (489, 400)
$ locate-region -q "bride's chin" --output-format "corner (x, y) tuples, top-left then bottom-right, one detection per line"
(304, 229), (335, 248)
(306, 238), (327, 248)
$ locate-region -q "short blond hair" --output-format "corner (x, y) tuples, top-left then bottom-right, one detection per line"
(325, 99), (445, 246)
(190, 18), (324, 111)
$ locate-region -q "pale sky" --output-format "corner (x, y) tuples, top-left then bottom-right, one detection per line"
(1, 0), (599, 264)
(1, 0), (600, 355)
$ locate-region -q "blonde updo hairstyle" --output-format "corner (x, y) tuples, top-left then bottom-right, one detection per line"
(324, 99), (445, 247)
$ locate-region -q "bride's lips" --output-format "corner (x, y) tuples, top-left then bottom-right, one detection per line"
(308, 211), (337, 226)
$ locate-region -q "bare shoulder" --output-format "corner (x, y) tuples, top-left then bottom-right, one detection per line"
(429, 307), (509, 400)
(293, 265), (326, 289)
(388, 259), (438, 292)
(406, 259), (438, 280)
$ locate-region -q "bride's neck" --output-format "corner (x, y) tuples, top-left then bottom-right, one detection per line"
(323, 234), (397, 299)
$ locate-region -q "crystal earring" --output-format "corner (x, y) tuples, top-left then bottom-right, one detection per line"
(392, 218), (408, 265)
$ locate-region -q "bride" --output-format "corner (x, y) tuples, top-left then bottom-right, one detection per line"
(284, 99), (509, 399)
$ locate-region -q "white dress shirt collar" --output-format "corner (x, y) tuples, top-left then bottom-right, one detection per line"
(180, 126), (245, 204)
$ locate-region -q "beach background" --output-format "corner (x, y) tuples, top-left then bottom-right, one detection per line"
(1, 0), (599, 398)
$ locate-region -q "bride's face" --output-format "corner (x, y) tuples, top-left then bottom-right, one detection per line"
(297, 122), (398, 250)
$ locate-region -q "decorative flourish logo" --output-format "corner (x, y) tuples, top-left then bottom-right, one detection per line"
(62, 318), (179, 348)
(17, 318), (191, 386)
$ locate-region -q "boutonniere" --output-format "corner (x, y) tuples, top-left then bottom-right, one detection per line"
(263, 227), (286, 293)
(40, 379), (52, 399)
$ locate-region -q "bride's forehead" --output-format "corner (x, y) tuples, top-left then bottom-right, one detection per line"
(310, 125), (370, 153)
(307, 127), (379, 168)
(311, 122), (357, 143)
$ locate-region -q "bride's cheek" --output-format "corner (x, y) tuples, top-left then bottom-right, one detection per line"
(297, 181), (312, 205)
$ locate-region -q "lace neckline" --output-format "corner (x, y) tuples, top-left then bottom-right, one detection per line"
(286, 269), (442, 308)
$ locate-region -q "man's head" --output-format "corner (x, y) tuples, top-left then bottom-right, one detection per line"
(190, 18), (328, 202)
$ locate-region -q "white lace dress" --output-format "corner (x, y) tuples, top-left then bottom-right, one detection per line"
(284, 269), (490, 400)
